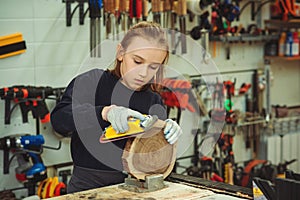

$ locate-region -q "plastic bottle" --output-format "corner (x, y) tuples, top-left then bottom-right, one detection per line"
(298, 31), (300, 56)
(292, 32), (299, 56)
(278, 32), (286, 56)
(285, 32), (293, 57)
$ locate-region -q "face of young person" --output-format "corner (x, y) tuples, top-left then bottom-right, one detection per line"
(118, 37), (167, 91)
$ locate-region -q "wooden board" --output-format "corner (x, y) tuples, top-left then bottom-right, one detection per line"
(122, 119), (177, 180)
(47, 181), (215, 200)
(168, 173), (253, 199)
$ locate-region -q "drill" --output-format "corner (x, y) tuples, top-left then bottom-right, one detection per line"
(0, 134), (47, 182)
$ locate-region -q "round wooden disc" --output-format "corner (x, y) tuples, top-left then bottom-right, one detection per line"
(122, 122), (177, 180)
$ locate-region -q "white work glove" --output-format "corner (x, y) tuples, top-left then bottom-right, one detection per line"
(106, 105), (145, 133)
(164, 119), (183, 144)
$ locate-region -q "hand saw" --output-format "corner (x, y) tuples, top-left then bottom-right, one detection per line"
(99, 115), (164, 143)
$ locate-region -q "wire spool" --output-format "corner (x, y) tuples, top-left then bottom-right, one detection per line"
(54, 182), (67, 196)
(48, 177), (59, 198)
(42, 177), (53, 198)
(37, 178), (49, 198)
(186, 0), (212, 15)
(37, 176), (64, 198)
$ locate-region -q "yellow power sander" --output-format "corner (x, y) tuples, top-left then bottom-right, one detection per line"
(100, 115), (160, 143)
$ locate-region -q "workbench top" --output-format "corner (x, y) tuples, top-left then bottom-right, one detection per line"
(47, 181), (249, 200)
(48, 181), (215, 200)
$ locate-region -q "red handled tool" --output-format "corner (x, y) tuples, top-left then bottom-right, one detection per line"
(129, 0), (142, 24)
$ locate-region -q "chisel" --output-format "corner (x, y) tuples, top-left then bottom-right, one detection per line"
(152, 0), (161, 24)
(177, 0), (187, 54)
(170, 0), (177, 54)
(104, 0), (115, 39)
(115, 0), (120, 39)
(119, 0), (128, 31)
(264, 59), (271, 122)
(142, 0), (148, 21)
(163, 0), (172, 28)
(88, 0), (102, 57)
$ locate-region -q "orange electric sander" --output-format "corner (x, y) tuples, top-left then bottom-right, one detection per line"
(100, 115), (165, 143)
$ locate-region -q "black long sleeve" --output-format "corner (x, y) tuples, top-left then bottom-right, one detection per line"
(51, 69), (108, 137)
(50, 69), (166, 171)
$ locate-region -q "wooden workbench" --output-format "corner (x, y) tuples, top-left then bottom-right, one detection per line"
(47, 181), (215, 200)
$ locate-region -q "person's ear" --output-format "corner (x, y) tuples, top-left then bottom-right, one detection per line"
(116, 44), (124, 62)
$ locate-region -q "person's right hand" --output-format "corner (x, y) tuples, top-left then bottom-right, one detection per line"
(104, 105), (145, 133)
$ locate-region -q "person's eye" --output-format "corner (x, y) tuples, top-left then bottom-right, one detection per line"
(134, 59), (142, 64)
(149, 64), (160, 70)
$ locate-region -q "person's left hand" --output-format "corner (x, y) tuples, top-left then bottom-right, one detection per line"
(164, 119), (182, 144)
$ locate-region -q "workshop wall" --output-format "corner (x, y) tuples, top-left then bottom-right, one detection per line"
(0, 0), (300, 198)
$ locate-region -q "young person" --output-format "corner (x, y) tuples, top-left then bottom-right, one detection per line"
(50, 21), (182, 193)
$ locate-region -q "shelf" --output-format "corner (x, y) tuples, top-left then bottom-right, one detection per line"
(230, 116), (300, 128)
(265, 19), (300, 29)
(210, 34), (279, 43)
(265, 56), (300, 61)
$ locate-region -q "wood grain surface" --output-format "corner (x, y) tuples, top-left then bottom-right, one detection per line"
(47, 181), (215, 200)
(122, 119), (177, 180)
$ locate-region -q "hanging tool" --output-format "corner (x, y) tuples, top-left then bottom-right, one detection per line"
(115, 0), (120, 39)
(78, 0), (85, 25)
(100, 115), (166, 143)
(170, 0), (177, 54)
(271, 0), (297, 20)
(119, 0), (130, 32)
(0, 86), (64, 124)
(0, 134), (46, 178)
(190, 11), (211, 40)
(152, 0), (162, 24)
(89, 0), (102, 57)
(200, 28), (210, 62)
(0, 32), (26, 59)
(264, 59), (271, 122)
(211, 78), (224, 110)
(223, 79), (235, 111)
(103, 0), (115, 39)
(177, 0), (187, 54)
(107, 0), (119, 40)
(295, 0), (300, 16)
(218, 133), (235, 185)
(199, 157), (213, 180)
(163, 0), (172, 27)
(15, 153), (32, 182)
(186, 0), (214, 16)
(210, 0), (240, 36)
(142, 0), (149, 21)
(66, 0), (86, 26)
(224, 79), (236, 124)
(239, 83), (251, 95)
(160, 78), (197, 121)
(129, 0), (143, 26)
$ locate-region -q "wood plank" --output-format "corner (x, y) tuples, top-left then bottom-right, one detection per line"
(47, 181), (214, 200)
(167, 173), (253, 199)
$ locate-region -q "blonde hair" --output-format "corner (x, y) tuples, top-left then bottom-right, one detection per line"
(110, 21), (169, 92)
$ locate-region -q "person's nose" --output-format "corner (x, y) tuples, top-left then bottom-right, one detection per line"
(138, 65), (148, 77)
